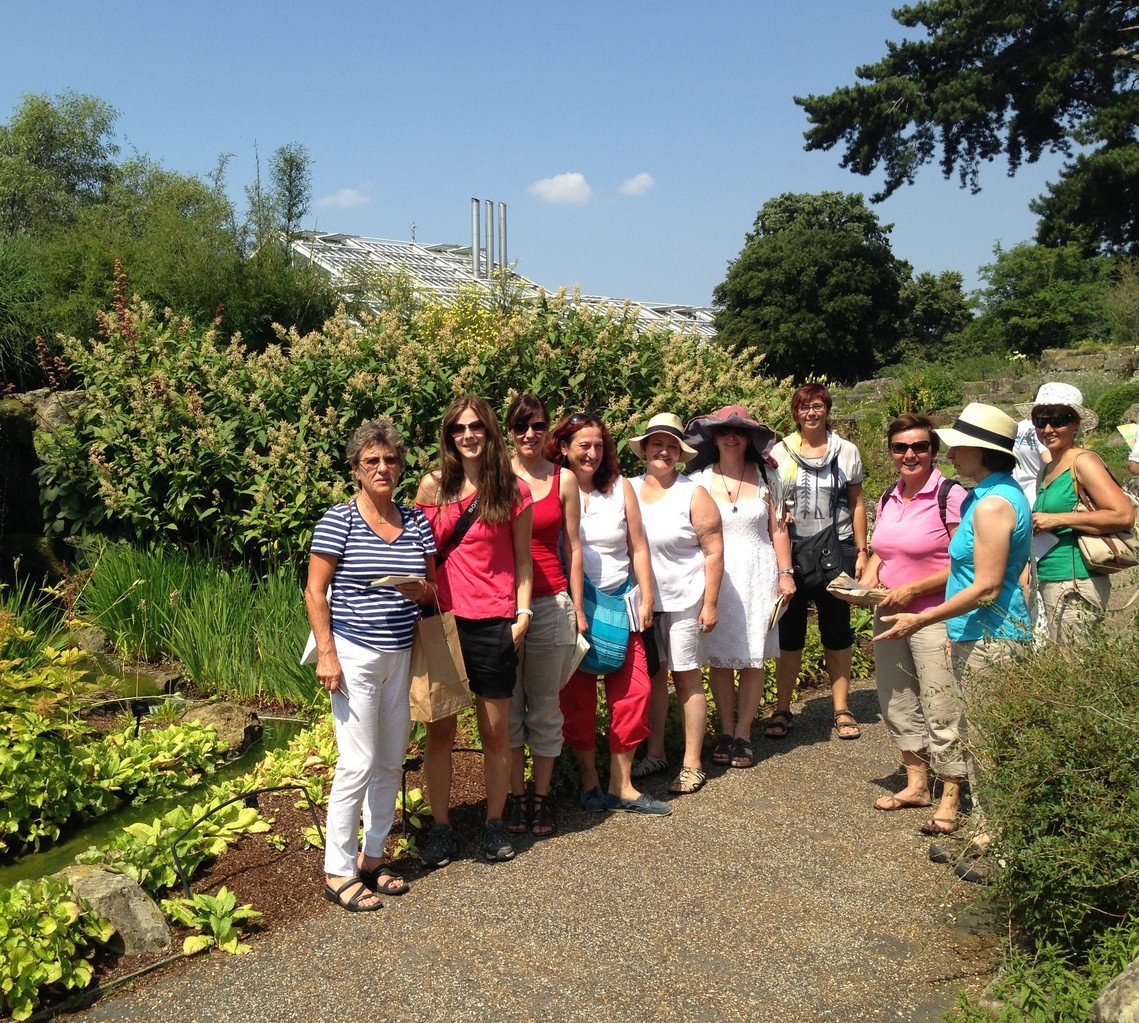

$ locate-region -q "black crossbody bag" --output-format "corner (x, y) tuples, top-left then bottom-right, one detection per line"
(791, 456), (849, 590)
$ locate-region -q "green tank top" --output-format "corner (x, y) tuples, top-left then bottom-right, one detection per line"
(1033, 468), (1088, 581)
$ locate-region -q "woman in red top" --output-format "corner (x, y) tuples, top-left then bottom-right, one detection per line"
(415, 396), (534, 867)
(505, 394), (586, 837)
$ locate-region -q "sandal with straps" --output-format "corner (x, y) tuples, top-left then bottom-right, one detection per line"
(765, 709), (793, 739)
(833, 710), (861, 740)
(531, 793), (556, 837)
(505, 792), (530, 834)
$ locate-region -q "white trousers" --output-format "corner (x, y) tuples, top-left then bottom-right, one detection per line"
(323, 635), (412, 878)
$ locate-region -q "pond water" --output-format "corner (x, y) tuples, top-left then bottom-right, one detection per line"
(0, 716), (306, 887)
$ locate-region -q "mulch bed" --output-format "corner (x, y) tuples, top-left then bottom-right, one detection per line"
(66, 747), (490, 1010)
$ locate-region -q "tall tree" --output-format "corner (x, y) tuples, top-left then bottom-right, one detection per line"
(269, 143), (312, 245)
(963, 242), (1110, 355)
(0, 92), (119, 236)
(713, 192), (910, 381)
(795, 1), (1139, 254)
(896, 270), (974, 361)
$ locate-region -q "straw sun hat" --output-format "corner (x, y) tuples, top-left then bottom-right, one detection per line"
(627, 413), (698, 460)
(934, 403), (1018, 455)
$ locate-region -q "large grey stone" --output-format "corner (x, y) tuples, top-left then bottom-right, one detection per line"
(1093, 955), (1139, 1023)
(183, 701), (263, 755)
(59, 866), (171, 955)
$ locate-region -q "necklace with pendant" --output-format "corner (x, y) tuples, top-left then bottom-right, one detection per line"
(718, 465), (743, 512)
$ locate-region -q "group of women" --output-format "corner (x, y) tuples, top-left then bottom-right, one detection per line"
(304, 381), (1133, 909)
(868, 383), (1132, 850)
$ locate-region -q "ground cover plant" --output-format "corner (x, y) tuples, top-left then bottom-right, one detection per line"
(0, 702), (339, 1019)
(0, 612), (231, 859)
(948, 628), (1139, 1021)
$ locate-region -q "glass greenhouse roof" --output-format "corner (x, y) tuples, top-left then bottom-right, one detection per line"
(289, 232), (717, 338)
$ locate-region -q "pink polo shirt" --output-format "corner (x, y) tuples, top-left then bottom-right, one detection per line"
(872, 469), (965, 614)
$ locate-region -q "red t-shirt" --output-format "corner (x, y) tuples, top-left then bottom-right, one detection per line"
(417, 483), (532, 619)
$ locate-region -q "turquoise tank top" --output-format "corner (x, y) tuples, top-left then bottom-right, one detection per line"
(945, 472), (1032, 643)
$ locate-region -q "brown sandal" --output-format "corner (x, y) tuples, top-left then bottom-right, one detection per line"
(531, 794), (556, 837)
(833, 710), (861, 740)
(765, 710), (793, 739)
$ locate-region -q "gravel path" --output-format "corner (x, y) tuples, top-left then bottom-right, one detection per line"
(65, 678), (1002, 1023)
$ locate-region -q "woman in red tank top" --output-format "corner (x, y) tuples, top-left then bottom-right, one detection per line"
(505, 393), (586, 837)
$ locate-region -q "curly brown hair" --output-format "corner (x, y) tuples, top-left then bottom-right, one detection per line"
(548, 412), (620, 495)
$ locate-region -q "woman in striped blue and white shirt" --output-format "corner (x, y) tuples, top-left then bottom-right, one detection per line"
(305, 419), (437, 913)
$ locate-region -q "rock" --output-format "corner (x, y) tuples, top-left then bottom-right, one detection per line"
(19, 388), (86, 431)
(1092, 954), (1139, 1022)
(183, 701), (263, 755)
(68, 625), (108, 655)
(59, 866), (171, 955)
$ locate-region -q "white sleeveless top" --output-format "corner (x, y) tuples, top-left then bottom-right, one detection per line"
(630, 474), (705, 611)
(579, 476), (631, 595)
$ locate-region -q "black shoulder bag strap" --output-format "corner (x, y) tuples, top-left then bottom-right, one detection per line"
(435, 495), (480, 567)
(826, 453), (840, 529)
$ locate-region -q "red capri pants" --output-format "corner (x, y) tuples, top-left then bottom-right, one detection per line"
(560, 633), (651, 753)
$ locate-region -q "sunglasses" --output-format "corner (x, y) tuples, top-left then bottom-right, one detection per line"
(1032, 414), (1075, 429)
(360, 455), (400, 469)
(889, 440), (932, 455)
(449, 419), (486, 437)
(714, 426), (747, 438)
(566, 411), (601, 427)
(511, 421), (548, 435)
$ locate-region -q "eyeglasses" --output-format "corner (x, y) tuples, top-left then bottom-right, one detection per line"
(798, 403), (827, 414)
(360, 454), (401, 469)
(512, 421), (548, 435)
(889, 441), (932, 455)
(1032, 414), (1075, 429)
(566, 412), (601, 427)
(714, 426), (747, 438)
(449, 420), (486, 437)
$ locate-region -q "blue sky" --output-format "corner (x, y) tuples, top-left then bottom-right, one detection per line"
(2, 2), (1065, 307)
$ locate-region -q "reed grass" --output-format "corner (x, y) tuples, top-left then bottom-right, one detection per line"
(77, 545), (318, 709)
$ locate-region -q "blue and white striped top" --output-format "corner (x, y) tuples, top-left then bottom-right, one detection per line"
(310, 500), (437, 653)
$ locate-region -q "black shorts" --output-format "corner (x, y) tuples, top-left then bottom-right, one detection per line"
(453, 616), (518, 700)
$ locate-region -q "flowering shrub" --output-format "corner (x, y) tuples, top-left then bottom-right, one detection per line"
(37, 276), (785, 568)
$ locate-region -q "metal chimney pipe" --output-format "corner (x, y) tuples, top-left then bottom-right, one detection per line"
(498, 202), (507, 275)
(485, 199), (494, 279)
(471, 198), (480, 278)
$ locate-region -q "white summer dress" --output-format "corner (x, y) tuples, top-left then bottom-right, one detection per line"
(692, 466), (779, 665)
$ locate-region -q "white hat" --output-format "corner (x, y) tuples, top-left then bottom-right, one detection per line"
(935, 403), (1018, 455)
(627, 413), (698, 460)
(1015, 382), (1098, 432)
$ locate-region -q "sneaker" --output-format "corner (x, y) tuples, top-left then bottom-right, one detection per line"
(604, 792), (673, 816)
(579, 786), (609, 812)
(482, 818), (516, 862)
(421, 823), (457, 869)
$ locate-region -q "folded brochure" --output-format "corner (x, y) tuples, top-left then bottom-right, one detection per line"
(825, 572), (887, 607)
(369, 575), (425, 587)
(768, 593), (789, 630)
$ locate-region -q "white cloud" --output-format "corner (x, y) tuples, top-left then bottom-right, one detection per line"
(619, 172), (655, 196)
(316, 186), (372, 210)
(527, 172), (592, 205)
